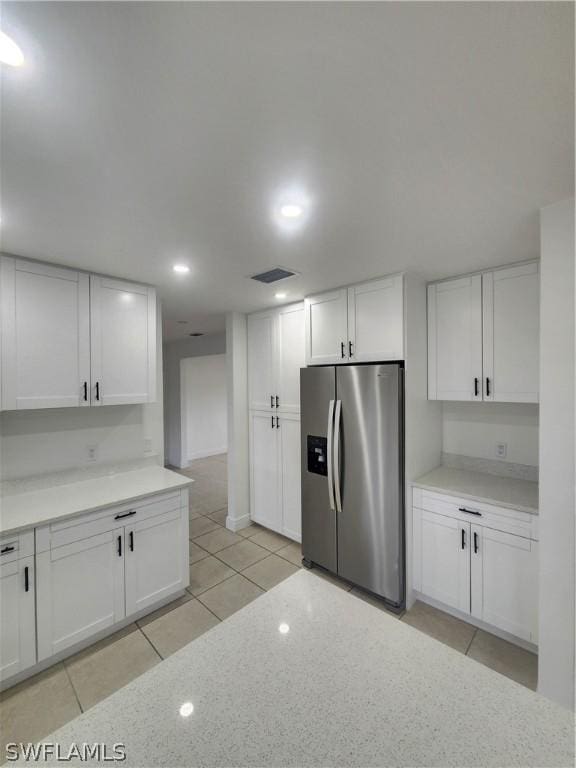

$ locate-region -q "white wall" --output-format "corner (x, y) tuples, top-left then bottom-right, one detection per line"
(180, 354), (227, 462)
(404, 274), (443, 607)
(537, 198), (575, 710)
(0, 299), (164, 482)
(225, 312), (250, 532)
(442, 402), (539, 467)
(163, 332), (226, 468)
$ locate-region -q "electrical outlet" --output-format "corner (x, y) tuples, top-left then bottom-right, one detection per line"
(87, 445), (98, 462)
(144, 438), (153, 454)
(495, 442), (507, 459)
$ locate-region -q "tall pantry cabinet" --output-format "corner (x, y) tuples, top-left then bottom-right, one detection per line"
(247, 303), (305, 542)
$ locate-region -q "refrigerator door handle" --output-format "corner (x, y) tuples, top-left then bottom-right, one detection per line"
(327, 399), (336, 511)
(333, 399), (342, 513)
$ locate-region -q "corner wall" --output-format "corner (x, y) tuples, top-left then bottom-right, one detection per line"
(163, 332), (226, 468)
(538, 198), (575, 710)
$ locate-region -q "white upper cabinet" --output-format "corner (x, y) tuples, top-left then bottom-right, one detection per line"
(276, 303), (305, 412)
(247, 310), (276, 411)
(347, 275), (404, 362)
(304, 289), (348, 365)
(304, 275), (405, 366)
(0, 257), (157, 411)
(90, 276), (156, 406)
(428, 262), (539, 402)
(427, 274), (483, 401)
(248, 302), (305, 413)
(0, 257), (90, 410)
(482, 263), (539, 403)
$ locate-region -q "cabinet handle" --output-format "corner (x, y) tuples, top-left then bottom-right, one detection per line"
(271, 415), (275, 429)
(83, 381), (88, 402)
(117, 535), (122, 557)
(276, 416), (280, 428)
(473, 531), (479, 554)
(114, 509), (137, 520)
(1, 546), (15, 555)
(95, 381), (100, 401)
(458, 507), (482, 517)
(270, 395), (274, 409)
(24, 566), (29, 592)
(275, 395), (279, 408)
(341, 341), (345, 359)
(461, 529), (466, 550)
(486, 377), (491, 397)
(129, 531), (134, 552)
(349, 341), (353, 357)
(474, 377), (479, 397)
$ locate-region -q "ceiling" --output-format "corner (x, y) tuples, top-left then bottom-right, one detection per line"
(1, 2), (573, 341)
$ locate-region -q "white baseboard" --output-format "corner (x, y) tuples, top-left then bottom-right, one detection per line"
(226, 514), (251, 532)
(187, 447), (227, 462)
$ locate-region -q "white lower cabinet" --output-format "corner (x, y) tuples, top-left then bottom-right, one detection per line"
(250, 410), (301, 542)
(419, 510), (470, 613)
(413, 491), (538, 645)
(0, 555), (36, 681)
(37, 530), (125, 661)
(125, 509), (188, 616)
(32, 490), (189, 669)
(470, 525), (538, 643)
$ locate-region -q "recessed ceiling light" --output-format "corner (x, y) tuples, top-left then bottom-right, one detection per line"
(179, 702), (194, 718)
(0, 30), (24, 67)
(278, 623), (290, 634)
(173, 264), (190, 274)
(279, 204), (303, 219)
(275, 292), (287, 300)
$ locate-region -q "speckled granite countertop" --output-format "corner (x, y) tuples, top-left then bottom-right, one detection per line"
(413, 466), (538, 514)
(26, 571), (572, 767)
(0, 467), (193, 536)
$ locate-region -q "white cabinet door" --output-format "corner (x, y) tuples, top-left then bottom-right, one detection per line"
(1, 257), (90, 410)
(471, 526), (538, 643)
(347, 275), (404, 362)
(90, 276), (156, 406)
(247, 311), (276, 411)
(482, 263), (539, 403)
(419, 510), (470, 613)
(249, 411), (281, 532)
(125, 509), (188, 616)
(304, 289), (348, 365)
(276, 303), (305, 413)
(428, 275), (483, 401)
(36, 531), (125, 661)
(279, 414), (301, 542)
(0, 556), (36, 681)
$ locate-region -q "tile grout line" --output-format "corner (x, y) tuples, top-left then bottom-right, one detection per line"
(62, 661), (85, 714)
(138, 625), (164, 661)
(464, 627), (478, 656)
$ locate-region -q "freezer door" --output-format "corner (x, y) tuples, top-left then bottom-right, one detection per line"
(300, 366), (337, 572)
(335, 364), (404, 605)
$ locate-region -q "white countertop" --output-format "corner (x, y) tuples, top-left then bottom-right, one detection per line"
(29, 570), (572, 767)
(0, 467), (193, 536)
(413, 465), (538, 514)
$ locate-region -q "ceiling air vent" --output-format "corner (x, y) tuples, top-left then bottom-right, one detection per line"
(250, 267), (297, 284)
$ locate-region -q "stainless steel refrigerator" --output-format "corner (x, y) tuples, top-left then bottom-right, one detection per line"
(300, 363), (405, 609)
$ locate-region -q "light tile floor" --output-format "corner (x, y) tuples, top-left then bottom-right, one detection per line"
(0, 453), (538, 755)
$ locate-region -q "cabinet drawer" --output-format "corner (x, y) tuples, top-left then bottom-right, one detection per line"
(36, 491), (183, 552)
(0, 529), (34, 563)
(415, 489), (538, 540)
